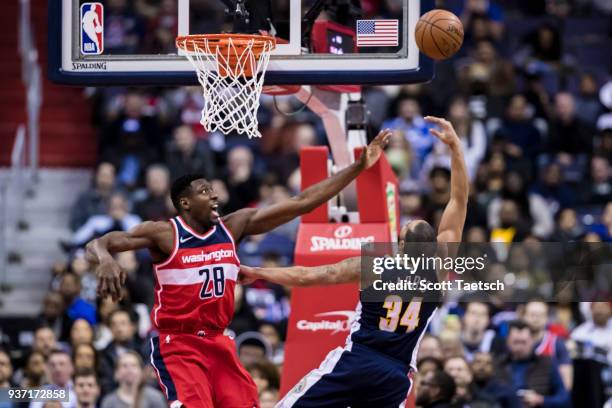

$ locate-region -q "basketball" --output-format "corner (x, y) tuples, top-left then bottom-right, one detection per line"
(415, 9), (464, 60)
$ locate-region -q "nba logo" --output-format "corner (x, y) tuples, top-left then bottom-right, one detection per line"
(80, 3), (104, 55)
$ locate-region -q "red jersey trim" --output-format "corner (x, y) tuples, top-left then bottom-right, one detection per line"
(153, 219), (179, 269)
(176, 216), (217, 240)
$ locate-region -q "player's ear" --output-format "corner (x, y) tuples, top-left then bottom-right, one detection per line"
(179, 197), (190, 211)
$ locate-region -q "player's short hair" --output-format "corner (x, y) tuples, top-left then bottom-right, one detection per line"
(170, 174), (205, 212)
(403, 221), (437, 257)
(404, 220), (436, 243)
(73, 367), (97, 382)
(431, 370), (456, 402)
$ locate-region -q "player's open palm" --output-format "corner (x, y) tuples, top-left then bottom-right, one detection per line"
(425, 116), (460, 148)
(360, 128), (392, 169)
(96, 259), (125, 301)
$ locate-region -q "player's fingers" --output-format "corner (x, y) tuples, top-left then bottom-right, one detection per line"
(424, 116), (450, 129)
(429, 128), (444, 139)
(98, 278), (107, 297)
(120, 270), (127, 285)
(113, 277), (122, 300)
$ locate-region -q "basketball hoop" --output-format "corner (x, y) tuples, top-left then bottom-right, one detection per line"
(176, 34), (276, 138)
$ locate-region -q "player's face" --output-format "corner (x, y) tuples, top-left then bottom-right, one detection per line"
(187, 179), (220, 225)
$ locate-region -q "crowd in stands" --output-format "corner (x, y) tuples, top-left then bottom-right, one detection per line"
(1, 0), (611, 407)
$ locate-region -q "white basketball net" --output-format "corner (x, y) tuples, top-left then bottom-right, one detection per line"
(178, 36), (274, 138)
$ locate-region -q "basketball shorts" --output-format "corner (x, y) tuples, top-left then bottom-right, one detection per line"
(277, 343), (413, 408)
(150, 330), (259, 408)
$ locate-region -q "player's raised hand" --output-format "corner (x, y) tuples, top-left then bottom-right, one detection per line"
(96, 258), (125, 302)
(238, 264), (259, 285)
(424, 116), (461, 148)
(359, 128), (392, 169)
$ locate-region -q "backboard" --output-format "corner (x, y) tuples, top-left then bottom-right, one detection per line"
(48, 0), (434, 86)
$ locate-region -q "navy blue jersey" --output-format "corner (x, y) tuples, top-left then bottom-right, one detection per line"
(349, 267), (440, 369)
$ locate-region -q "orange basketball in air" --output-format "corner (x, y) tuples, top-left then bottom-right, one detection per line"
(415, 9), (464, 60)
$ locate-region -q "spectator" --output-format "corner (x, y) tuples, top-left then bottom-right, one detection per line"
(494, 94), (542, 164)
(70, 193), (141, 248)
(571, 302), (612, 408)
(548, 92), (594, 157)
(235, 332), (271, 367)
(100, 351), (166, 408)
(386, 129), (413, 182)
(258, 323), (285, 365)
(488, 171), (554, 239)
(29, 350), (77, 408)
(0, 350), (13, 408)
(457, 0), (505, 42)
(382, 96), (435, 177)
(99, 310), (146, 395)
(229, 284), (260, 335)
(575, 73), (604, 125)
(460, 301), (504, 362)
(571, 302), (612, 362)
(133, 164), (173, 221)
(33, 327), (58, 359)
(531, 163), (575, 215)
(246, 360), (280, 394)
(523, 300), (572, 389)
(582, 155), (611, 205)
(516, 23), (563, 67)
(164, 125), (215, 181)
(104, 0), (145, 54)
(0, 349), (13, 388)
(69, 162), (117, 231)
(553, 208), (583, 241)
(117, 251), (155, 309)
(37, 292), (66, 342)
(224, 146), (261, 213)
(471, 352), (519, 408)
(20, 351), (46, 388)
(59, 273), (97, 330)
(101, 91), (161, 188)
(259, 388), (279, 408)
(70, 319), (94, 348)
(497, 321), (570, 408)
(73, 368), (100, 408)
(424, 167), (451, 215)
(415, 370), (457, 408)
(68, 252), (97, 306)
(422, 97), (487, 184)
(443, 355), (498, 407)
(417, 334), (444, 362)
(143, 0), (178, 53)
(73, 344), (97, 372)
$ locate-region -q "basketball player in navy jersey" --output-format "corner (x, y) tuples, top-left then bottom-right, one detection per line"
(240, 116), (469, 408)
(85, 130), (391, 408)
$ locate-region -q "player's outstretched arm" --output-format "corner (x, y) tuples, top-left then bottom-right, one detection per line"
(239, 257), (361, 287)
(224, 129), (392, 240)
(425, 116), (469, 244)
(85, 221), (170, 301)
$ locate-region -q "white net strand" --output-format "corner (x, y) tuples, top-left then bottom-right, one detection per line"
(181, 37), (274, 139)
